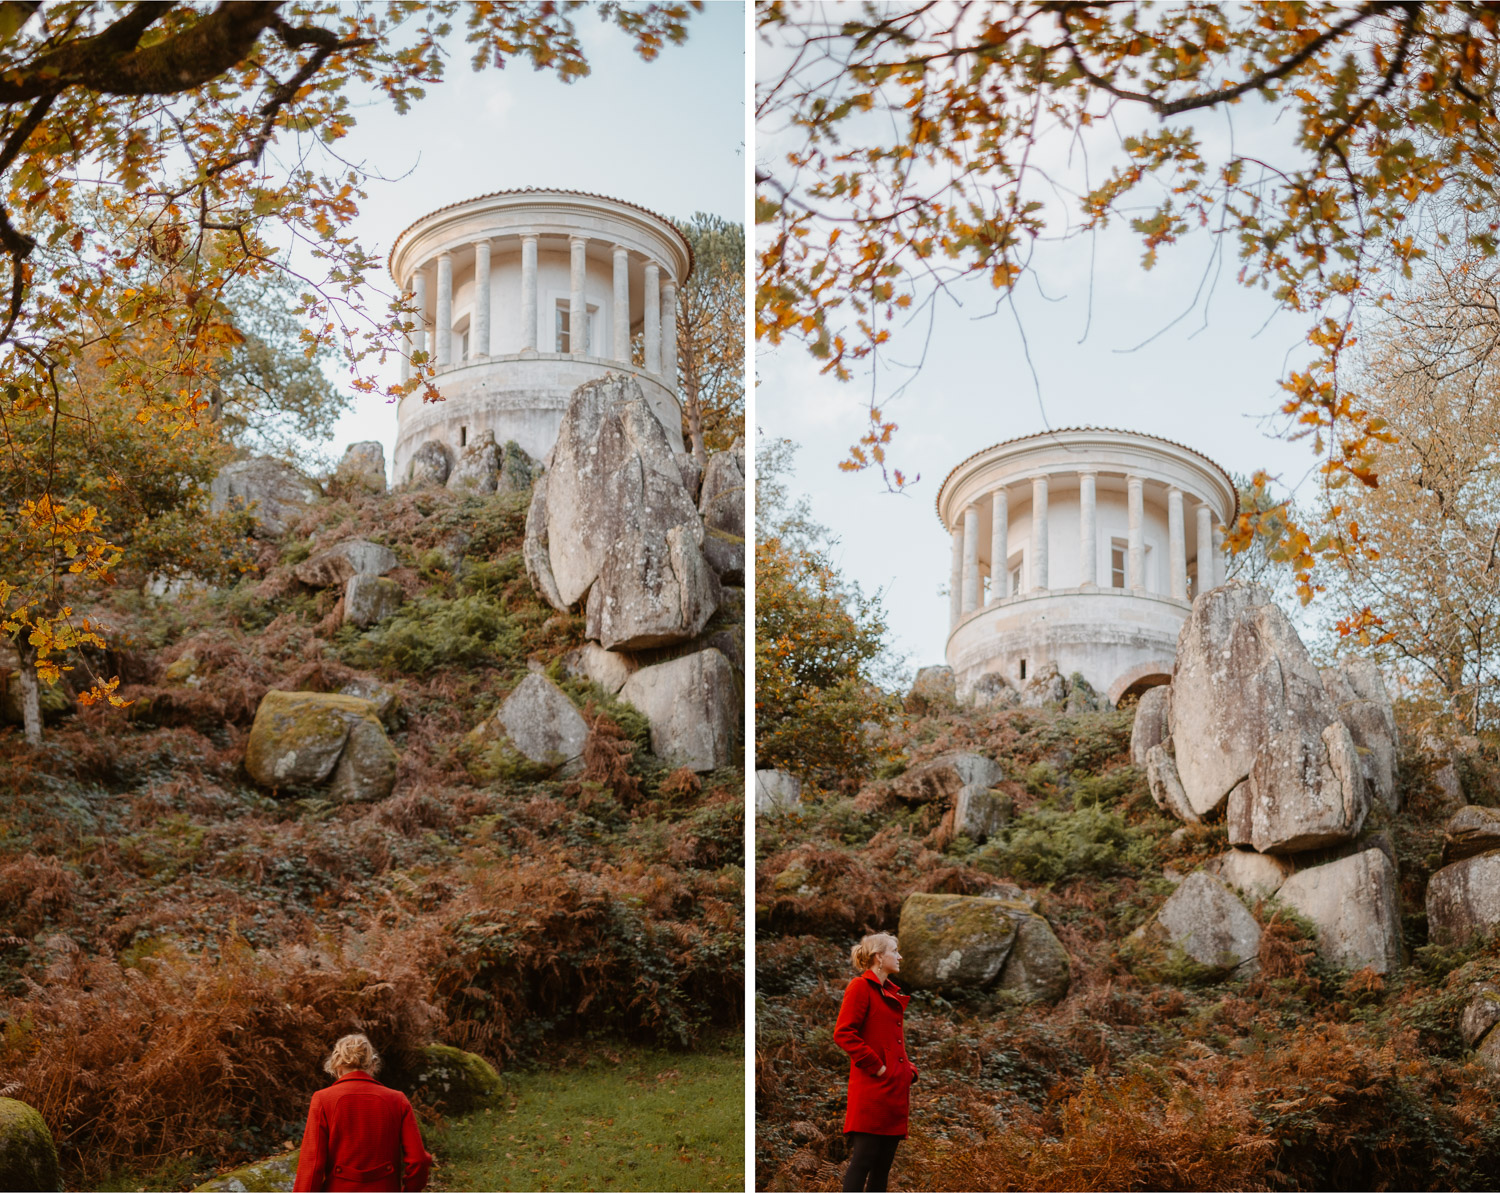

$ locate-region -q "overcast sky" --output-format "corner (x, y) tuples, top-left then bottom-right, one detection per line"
(307, 2), (746, 465)
(755, 55), (1342, 679)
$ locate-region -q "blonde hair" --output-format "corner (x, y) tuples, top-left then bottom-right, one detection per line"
(324, 1033), (381, 1077)
(851, 933), (897, 973)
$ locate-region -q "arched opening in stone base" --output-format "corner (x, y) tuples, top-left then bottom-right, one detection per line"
(1109, 659), (1176, 707)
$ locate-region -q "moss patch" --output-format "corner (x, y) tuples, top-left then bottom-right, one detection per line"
(0, 1098), (60, 1193)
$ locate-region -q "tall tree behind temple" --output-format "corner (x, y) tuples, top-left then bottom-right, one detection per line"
(1325, 254), (1500, 732)
(676, 212), (745, 468)
(208, 270), (350, 468)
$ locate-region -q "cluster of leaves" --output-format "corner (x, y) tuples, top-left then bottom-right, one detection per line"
(0, 0), (699, 700)
(757, 1), (1500, 586)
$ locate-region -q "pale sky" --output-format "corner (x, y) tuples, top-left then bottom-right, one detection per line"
(756, 73), (1335, 678)
(301, 2), (746, 465)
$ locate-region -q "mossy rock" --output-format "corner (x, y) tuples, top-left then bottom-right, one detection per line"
(194, 1149), (298, 1192)
(244, 691), (393, 798)
(0, 1097), (60, 1193)
(897, 892), (1021, 991)
(406, 1044), (502, 1114)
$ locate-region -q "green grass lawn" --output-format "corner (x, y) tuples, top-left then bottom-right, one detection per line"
(426, 1037), (744, 1192)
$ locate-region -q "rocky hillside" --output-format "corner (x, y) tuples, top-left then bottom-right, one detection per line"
(756, 587), (1500, 1191)
(0, 418), (744, 1190)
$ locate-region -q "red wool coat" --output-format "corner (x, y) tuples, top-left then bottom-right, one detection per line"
(293, 1071), (433, 1193)
(833, 971), (918, 1137)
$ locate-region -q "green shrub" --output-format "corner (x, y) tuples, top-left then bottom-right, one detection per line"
(457, 554), (523, 596)
(1072, 767), (1139, 809)
(977, 803), (1153, 884)
(343, 594), (525, 672)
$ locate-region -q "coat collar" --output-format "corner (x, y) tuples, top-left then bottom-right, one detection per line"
(861, 970), (909, 1003)
(334, 1069), (377, 1084)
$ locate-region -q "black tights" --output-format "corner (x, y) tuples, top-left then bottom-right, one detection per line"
(842, 1132), (901, 1192)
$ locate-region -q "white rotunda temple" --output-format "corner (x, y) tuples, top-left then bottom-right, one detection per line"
(936, 428), (1238, 706)
(390, 188), (692, 481)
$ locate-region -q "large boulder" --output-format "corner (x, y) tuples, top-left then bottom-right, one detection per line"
(1460, 984), (1500, 1048)
(561, 642), (637, 696)
(195, 1151), (298, 1192)
(1441, 806), (1500, 866)
(991, 910), (1071, 1003)
(1427, 850), (1500, 947)
(1170, 582), (1341, 817)
(210, 458), (319, 537)
(953, 784), (1010, 843)
(618, 648), (737, 773)
(898, 892), (1020, 991)
(1146, 744), (1200, 825)
(326, 716), (400, 803)
(699, 445), (745, 540)
(702, 528), (745, 586)
(406, 440), (451, 488)
(1019, 662), (1067, 709)
(446, 429), (500, 493)
(0, 1098), (60, 1193)
(965, 672), (1018, 711)
(335, 441), (386, 493)
(1146, 870), (1261, 974)
(1130, 686), (1171, 768)
(1321, 659), (1399, 813)
(343, 574), (403, 629)
(898, 893), (1068, 1002)
(756, 769), (802, 816)
(245, 691), (397, 802)
(1226, 722), (1368, 853)
(523, 470), (567, 612)
(546, 376), (700, 608)
(1277, 847), (1403, 972)
(585, 524), (721, 651)
(403, 1044), (503, 1114)
(473, 673), (589, 777)
(1205, 848), (1294, 901)
(892, 752), (1003, 806)
(495, 440), (539, 495)
(294, 539), (398, 589)
(906, 665), (956, 711)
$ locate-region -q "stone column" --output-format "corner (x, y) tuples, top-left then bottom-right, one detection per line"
(949, 520), (964, 632)
(661, 279), (678, 392)
(569, 236), (587, 355)
(644, 263), (661, 374)
(1127, 475), (1144, 590)
(962, 505), (980, 614)
(520, 234), (538, 353)
(1196, 501), (1215, 596)
(410, 269), (427, 367)
(472, 241), (491, 359)
(990, 489), (1008, 603)
(612, 245), (630, 362)
(1079, 470), (1098, 587)
(1168, 486), (1187, 600)
(1030, 475), (1049, 590)
(434, 252), (452, 368)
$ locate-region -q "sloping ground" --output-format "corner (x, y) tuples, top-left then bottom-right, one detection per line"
(0, 484), (743, 1191)
(756, 695), (1500, 1191)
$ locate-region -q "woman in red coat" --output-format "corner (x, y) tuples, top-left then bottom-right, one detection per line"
(293, 1034), (433, 1193)
(834, 932), (917, 1192)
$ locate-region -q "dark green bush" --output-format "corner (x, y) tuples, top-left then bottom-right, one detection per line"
(343, 594), (525, 672)
(977, 803), (1153, 884)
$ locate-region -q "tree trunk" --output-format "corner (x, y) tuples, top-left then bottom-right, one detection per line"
(14, 638), (40, 746)
(683, 367), (707, 473)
